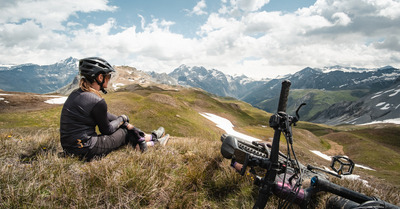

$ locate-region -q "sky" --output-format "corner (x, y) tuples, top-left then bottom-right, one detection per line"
(1, 0), (400, 79)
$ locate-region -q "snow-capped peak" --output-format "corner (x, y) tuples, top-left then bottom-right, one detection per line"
(320, 65), (393, 73)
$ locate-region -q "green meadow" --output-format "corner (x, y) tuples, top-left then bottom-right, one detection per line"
(1, 87), (399, 208)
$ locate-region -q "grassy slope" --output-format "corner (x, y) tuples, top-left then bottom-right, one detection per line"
(0, 88), (269, 208)
(299, 123), (400, 187)
(321, 125), (400, 186)
(0, 87), (399, 208)
(105, 88), (270, 139)
(0, 106), (62, 129)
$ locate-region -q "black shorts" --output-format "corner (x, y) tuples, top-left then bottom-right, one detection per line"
(86, 128), (129, 159)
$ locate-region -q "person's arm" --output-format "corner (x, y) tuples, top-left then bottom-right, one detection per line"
(231, 161), (243, 172)
(91, 100), (126, 135)
(107, 112), (118, 121)
(107, 110), (129, 125)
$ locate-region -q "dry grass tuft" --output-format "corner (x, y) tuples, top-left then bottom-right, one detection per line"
(0, 130), (254, 208)
(1, 129), (399, 208)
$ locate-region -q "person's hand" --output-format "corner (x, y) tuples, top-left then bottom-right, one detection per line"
(120, 114), (129, 123)
(126, 123), (135, 130)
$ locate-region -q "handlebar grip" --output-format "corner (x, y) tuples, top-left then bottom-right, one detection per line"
(277, 80), (291, 112)
(326, 195), (360, 209)
(326, 195), (400, 209)
(311, 176), (372, 204)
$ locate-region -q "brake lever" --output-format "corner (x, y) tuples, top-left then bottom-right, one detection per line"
(296, 103), (307, 119)
(293, 103), (307, 124)
(289, 103), (306, 126)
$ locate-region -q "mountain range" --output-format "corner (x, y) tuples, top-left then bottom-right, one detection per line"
(0, 57), (78, 94)
(1, 58), (399, 125)
(310, 83), (400, 125)
(242, 66), (400, 105)
(151, 65), (400, 125)
(150, 64), (268, 99)
(250, 66), (400, 123)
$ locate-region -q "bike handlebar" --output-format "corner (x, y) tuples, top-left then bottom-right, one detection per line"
(311, 176), (372, 204)
(312, 177), (400, 209)
(263, 174), (400, 209)
(327, 195), (400, 209)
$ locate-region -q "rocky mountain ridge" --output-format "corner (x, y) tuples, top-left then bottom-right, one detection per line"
(151, 64), (269, 99)
(241, 66), (400, 106)
(0, 57), (78, 94)
(310, 81), (400, 125)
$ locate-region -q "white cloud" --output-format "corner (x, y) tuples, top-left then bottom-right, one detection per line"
(236, 0), (270, 12)
(219, 0), (270, 16)
(0, 0), (117, 64)
(138, 14), (146, 30)
(332, 12), (352, 26)
(0, 0), (116, 30)
(0, 0), (399, 78)
(374, 36), (400, 52)
(376, 0), (400, 19)
(0, 20), (42, 47)
(186, 0), (208, 16)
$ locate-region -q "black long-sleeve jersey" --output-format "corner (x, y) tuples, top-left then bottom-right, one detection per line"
(60, 88), (124, 150)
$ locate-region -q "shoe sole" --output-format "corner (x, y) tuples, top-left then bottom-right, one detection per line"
(153, 127), (165, 139)
(159, 134), (170, 146)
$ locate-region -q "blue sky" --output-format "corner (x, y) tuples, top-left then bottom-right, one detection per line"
(1, 0), (400, 78)
(68, 0), (316, 38)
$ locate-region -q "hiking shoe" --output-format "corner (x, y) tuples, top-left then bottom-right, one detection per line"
(139, 140), (147, 152)
(156, 134), (170, 146)
(152, 127), (165, 140)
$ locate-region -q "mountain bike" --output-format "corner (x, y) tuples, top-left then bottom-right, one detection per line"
(220, 80), (400, 209)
